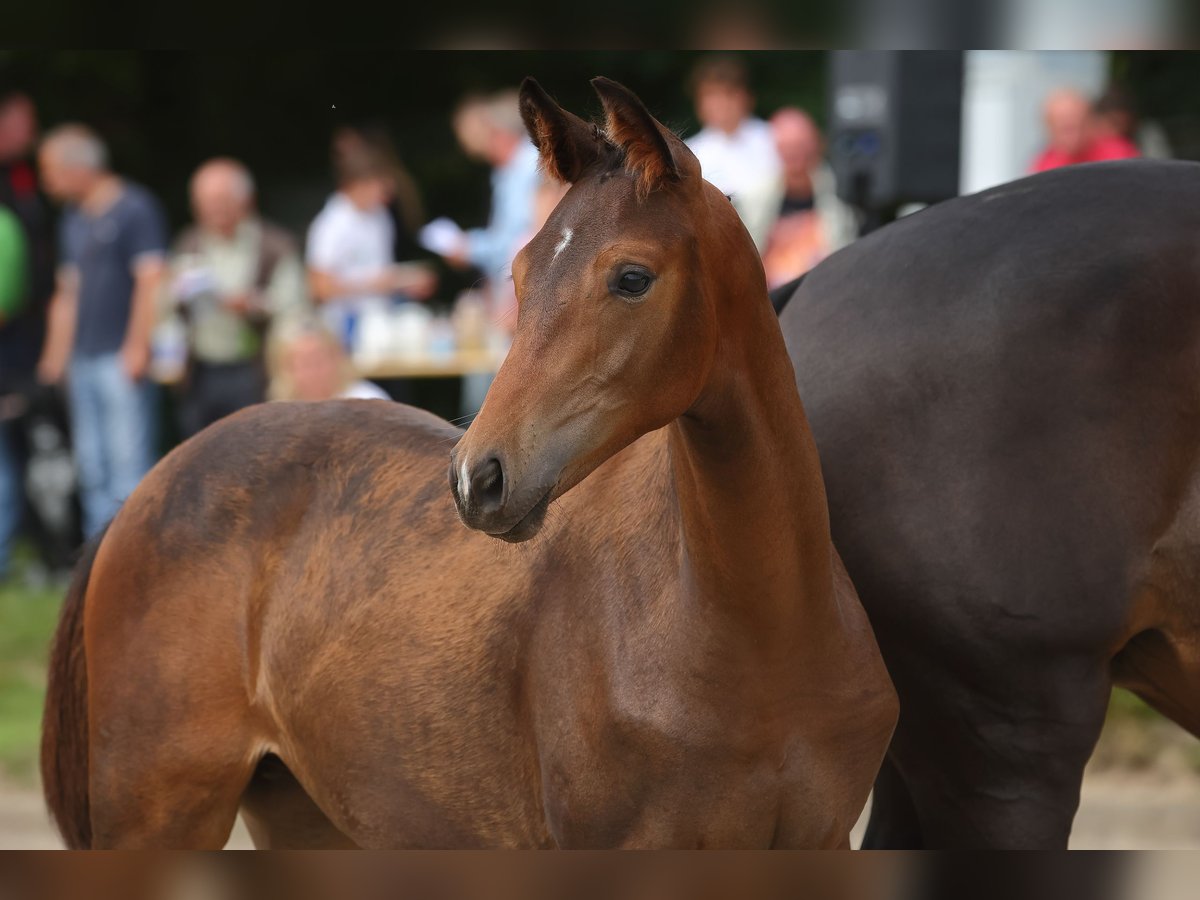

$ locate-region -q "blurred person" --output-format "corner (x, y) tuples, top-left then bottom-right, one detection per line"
(1086, 88), (1142, 163)
(36, 124), (167, 539)
(421, 89), (540, 283)
(0, 201), (28, 579)
(461, 173), (568, 415)
(306, 146), (436, 352)
(761, 107), (857, 287)
(488, 175), (569, 338)
(1031, 87), (1140, 173)
(166, 157), (308, 437)
(0, 89), (53, 381)
(0, 88), (58, 576)
(332, 124), (427, 261)
(685, 54), (783, 252)
(268, 318), (389, 402)
(422, 89), (541, 418)
(1094, 85), (1171, 160)
(1031, 89), (1092, 172)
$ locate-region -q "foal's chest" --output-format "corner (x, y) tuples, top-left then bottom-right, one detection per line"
(533, 682), (835, 848)
(538, 733), (787, 848)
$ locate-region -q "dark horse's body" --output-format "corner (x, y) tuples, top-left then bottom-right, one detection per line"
(780, 160), (1200, 847)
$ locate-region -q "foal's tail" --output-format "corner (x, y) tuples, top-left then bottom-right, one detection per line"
(40, 525), (108, 849)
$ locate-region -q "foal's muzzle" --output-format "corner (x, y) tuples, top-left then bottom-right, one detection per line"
(449, 449), (551, 542)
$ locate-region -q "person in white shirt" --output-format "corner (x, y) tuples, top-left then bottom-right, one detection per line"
(306, 148), (435, 351)
(685, 55), (784, 253)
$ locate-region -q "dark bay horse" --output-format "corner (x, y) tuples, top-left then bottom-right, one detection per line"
(40, 78), (896, 849)
(778, 159), (1200, 848)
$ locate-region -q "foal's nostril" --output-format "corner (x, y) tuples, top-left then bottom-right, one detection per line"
(470, 458), (505, 512)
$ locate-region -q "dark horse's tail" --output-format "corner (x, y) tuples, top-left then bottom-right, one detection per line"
(40, 525), (108, 849)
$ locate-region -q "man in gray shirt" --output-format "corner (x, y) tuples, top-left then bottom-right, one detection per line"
(37, 124), (167, 538)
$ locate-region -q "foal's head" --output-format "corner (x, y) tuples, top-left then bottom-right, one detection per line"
(451, 77), (756, 541)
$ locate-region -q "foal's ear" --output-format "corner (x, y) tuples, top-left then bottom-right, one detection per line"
(591, 76), (697, 198)
(519, 77), (601, 184)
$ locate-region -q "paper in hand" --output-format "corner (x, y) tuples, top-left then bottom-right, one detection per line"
(174, 267), (217, 303)
(419, 217), (465, 257)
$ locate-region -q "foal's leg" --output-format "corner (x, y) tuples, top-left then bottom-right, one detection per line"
(85, 612), (261, 848)
(1114, 626), (1200, 739)
(239, 756), (358, 849)
(883, 653), (1112, 849)
(87, 703), (260, 849)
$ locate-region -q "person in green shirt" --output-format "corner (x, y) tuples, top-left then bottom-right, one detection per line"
(0, 203), (29, 580)
(0, 204), (27, 323)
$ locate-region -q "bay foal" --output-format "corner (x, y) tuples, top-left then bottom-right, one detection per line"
(42, 78), (895, 849)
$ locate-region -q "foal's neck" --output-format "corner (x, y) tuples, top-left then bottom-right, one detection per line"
(668, 213), (834, 645)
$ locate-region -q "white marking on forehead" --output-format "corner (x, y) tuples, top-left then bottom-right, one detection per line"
(553, 227), (574, 260)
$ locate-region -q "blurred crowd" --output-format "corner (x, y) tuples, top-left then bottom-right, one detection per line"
(0, 55), (1164, 583)
(1032, 84), (1165, 172)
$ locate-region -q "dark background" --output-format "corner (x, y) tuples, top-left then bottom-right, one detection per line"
(0, 51), (827, 238)
(2, 51), (1197, 247)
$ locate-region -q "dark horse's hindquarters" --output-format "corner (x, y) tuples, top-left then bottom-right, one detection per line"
(782, 160), (1200, 848)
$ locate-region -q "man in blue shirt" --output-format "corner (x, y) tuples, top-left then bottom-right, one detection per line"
(429, 90), (541, 282)
(420, 90), (540, 416)
(37, 124), (167, 538)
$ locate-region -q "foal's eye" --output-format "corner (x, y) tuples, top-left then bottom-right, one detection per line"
(616, 271), (652, 297)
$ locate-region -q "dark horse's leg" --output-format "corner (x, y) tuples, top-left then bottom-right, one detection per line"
(916, 853), (1128, 900)
(870, 646), (1112, 848)
(861, 756), (922, 848)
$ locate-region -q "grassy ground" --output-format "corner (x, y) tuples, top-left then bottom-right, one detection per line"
(1095, 686), (1200, 777)
(0, 574), (62, 782)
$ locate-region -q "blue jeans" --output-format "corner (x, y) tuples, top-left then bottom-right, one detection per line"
(0, 421), (20, 578)
(67, 354), (157, 539)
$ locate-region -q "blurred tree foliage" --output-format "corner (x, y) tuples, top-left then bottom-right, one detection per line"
(0, 51), (825, 236)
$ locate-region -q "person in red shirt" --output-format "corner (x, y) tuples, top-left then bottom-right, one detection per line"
(1031, 88), (1140, 174)
(1090, 87), (1144, 162)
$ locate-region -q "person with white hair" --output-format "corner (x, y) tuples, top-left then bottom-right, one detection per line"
(420, 89), (541, 282)
(166, 157), (309, 436)
(419, 88), (541, 417)
(36, 123), (168, 539)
